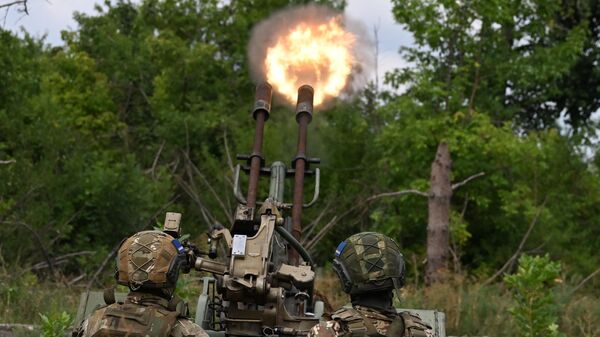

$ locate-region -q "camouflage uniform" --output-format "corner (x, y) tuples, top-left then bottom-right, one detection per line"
(308, 306), (433, 337)
(73, 292), (208, 337)
(72, 229), (208, 337)
(310, 232), (433, 337)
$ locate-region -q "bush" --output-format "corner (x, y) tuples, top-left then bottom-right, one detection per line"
(39, 311), (72, 337)
(504, 254), (565, 337)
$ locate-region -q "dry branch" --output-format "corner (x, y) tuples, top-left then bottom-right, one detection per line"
(150, 140), (165, 180)
(182, 150), (233, 224)
(305, 215), (338, 251)
(572, 266), (600, 294)
(366, 189), (429, 201)
(30, 250), (94, 271)
(86, 244), (119, 292)
(303, 171), (484, 250)
(301, 199), (333, 244)
(3, 221), (57, 281)
(0, 0), (26, 10)
(0, 323), (37, 331)
(452, 172), (485, 190)
(483, 198), (547, 285)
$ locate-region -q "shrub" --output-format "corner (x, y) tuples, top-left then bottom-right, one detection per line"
(39, 311), (72, 337)
(504, 254), (565, 337)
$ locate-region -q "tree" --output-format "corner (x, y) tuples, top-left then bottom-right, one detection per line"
(426, 142), (452, 284)
(389, 0), (595, 130)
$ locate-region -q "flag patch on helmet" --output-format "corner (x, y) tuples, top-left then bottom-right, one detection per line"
(335, 241), (347, 257)
(172, 239), (185, 253)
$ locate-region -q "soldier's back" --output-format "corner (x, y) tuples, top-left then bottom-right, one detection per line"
(308, 305), (432, 337)
(73, 293), (208, 337)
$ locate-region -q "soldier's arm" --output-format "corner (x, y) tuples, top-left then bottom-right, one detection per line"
(398, 312), (434, 337)
(308, 320), (346, 337)
(170, 318), (210, 337)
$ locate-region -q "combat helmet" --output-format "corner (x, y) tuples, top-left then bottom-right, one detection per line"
(116, 230), (186, 291)
(332, 232), (405, 295)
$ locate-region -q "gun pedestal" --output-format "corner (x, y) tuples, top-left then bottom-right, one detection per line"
(196, 200), (319, 336)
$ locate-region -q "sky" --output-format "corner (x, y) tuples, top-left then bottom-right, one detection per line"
(1, 0), (413, 86)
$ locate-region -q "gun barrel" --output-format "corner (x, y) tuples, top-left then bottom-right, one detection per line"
(246, 83), (272, 208)
(291, 85), (314, 264)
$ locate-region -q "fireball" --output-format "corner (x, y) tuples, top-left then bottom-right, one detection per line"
(265, 17), (356, 106)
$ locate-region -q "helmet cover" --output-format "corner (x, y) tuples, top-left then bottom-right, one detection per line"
(332, 232), (405, 295)
(116, 230), (185, 290)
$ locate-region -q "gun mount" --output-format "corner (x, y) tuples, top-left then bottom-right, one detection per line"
(193, 83), (323, 337)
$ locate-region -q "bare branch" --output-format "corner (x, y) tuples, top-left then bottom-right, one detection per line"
(0, 0), (26, 10)
(0, 159), (16, 165)
(86, 244), (119, 292)
(301, 199), (333, 244)
(151, 140), (165, 180)
(572, 267), (600, 294)
(30, 251), (94, 271)
(182, 150), (233, 224)
(176, 174), (216, 228)
(0, 324), (37, 331)
(305, 215), (339, 251)
(483, 197), (548, 285)
(366, 189), (429, 202)
(68, 274), (86, 286)
(305, 188), (427, 248)
(452, 172), (485, 191)
(307, 171), (482, 249)
(3, 220), (57, 281)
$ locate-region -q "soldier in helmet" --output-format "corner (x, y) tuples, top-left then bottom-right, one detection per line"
(309, 232), (433, 337)
(72, 213), (208, 337)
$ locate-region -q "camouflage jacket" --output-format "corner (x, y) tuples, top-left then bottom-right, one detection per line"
(308, 305), (433, 337)
(72, 292), (208, 337)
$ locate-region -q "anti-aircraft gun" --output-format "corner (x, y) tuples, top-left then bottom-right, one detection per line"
(72, 83), (446, 337)
(192, 83), (324, 337)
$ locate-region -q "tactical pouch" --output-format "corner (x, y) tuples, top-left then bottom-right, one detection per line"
(399, 312), (432, 337)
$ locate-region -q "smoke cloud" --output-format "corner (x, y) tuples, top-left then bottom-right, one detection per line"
(247, 4), (374, 106)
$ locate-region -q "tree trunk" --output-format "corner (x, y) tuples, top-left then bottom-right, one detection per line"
(426, 142), (452, 284)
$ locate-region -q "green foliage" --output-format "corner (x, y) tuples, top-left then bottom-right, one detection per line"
(389, 0), (599, 130)
(504, 254), (565, 337)
(39, 311), (72, 337)
(0, 0), (346, 278)
(1, 0), (600, 299)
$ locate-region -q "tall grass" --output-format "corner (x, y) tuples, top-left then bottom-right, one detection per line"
(2, 266), (599, 337)
(0, 269), (80, 324)
(315, 271), (600, 337)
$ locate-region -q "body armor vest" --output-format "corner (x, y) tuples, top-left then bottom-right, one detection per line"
(331, 306), (432, 337)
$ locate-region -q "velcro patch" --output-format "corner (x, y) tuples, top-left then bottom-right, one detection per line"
(335, 241), (347, 257)
(172, 239), (185, 254)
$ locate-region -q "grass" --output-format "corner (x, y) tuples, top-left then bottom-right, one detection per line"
(315, 271), (600, 337)
(1, 267), (599, 337)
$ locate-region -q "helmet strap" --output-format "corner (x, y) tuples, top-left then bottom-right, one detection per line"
(332, 258), (353, 293)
